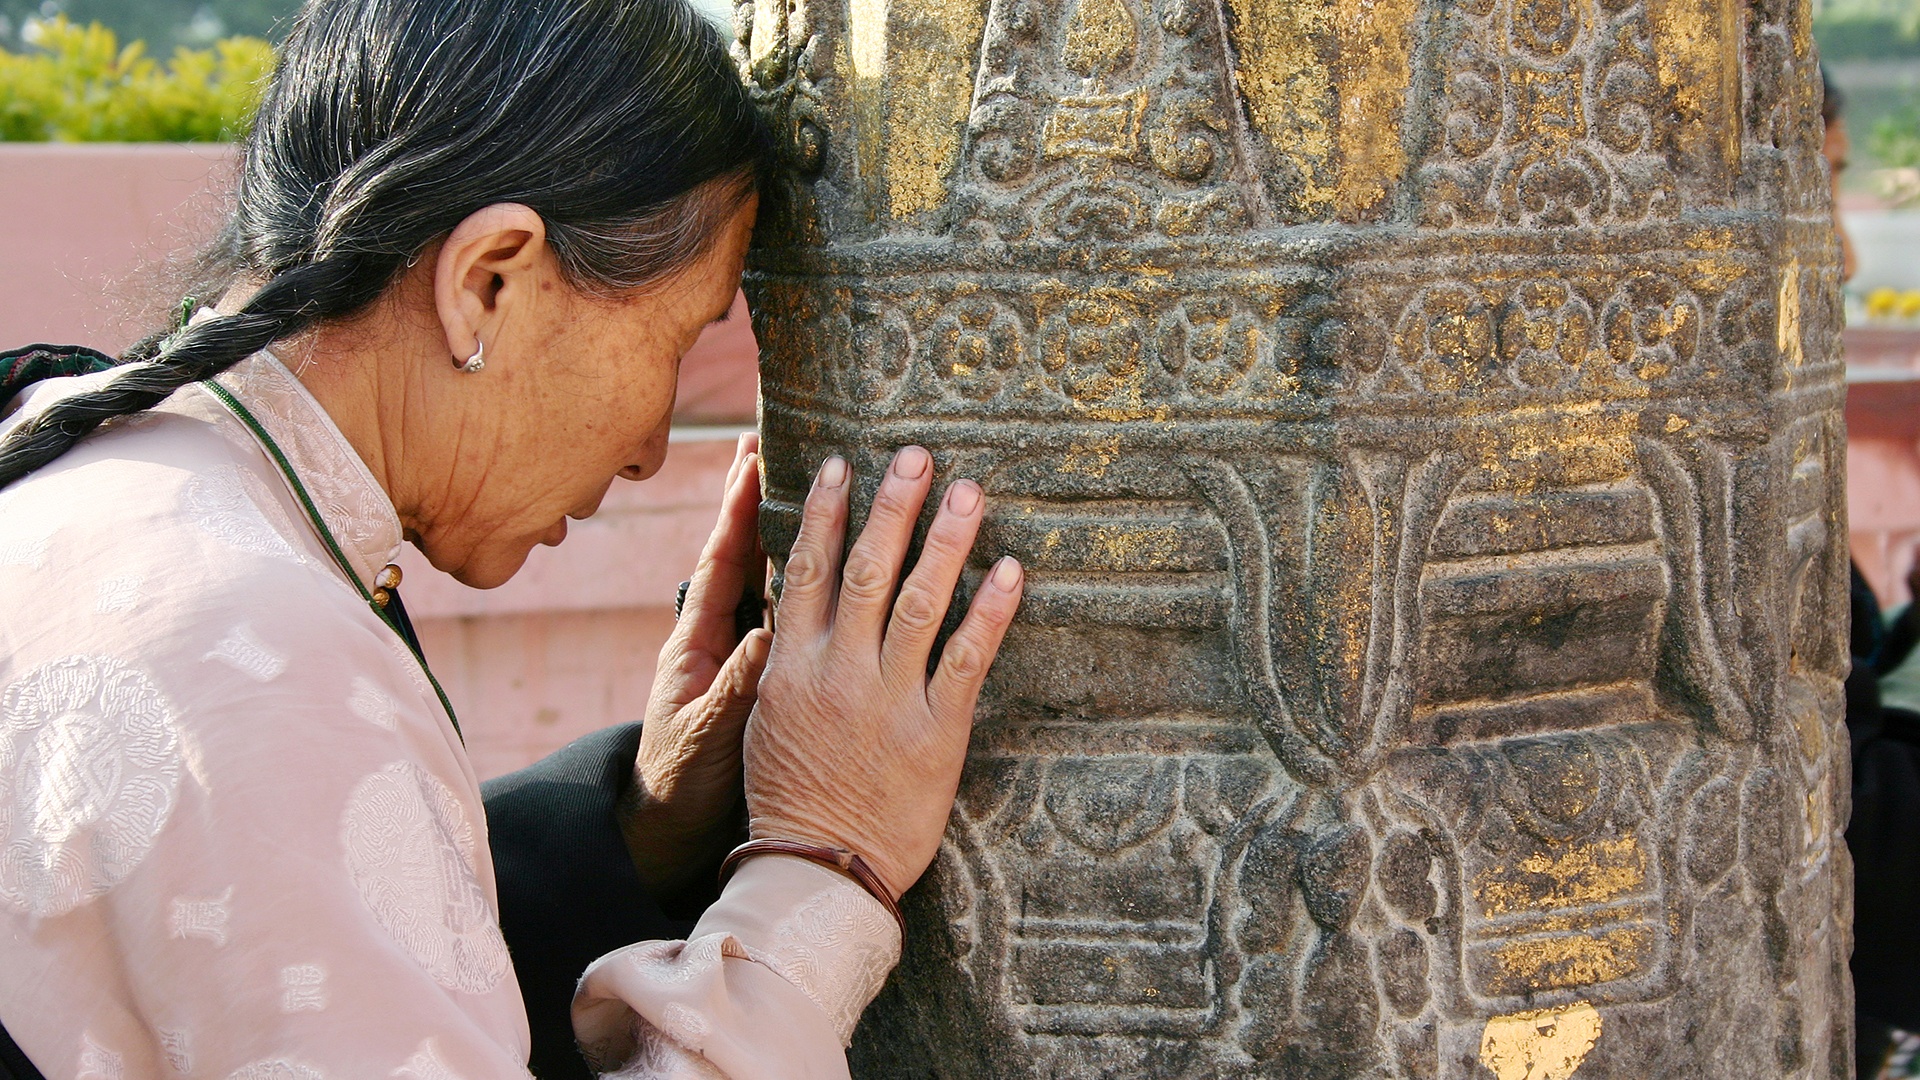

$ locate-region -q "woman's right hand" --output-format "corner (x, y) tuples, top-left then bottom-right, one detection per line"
(743, 446), (1024, 900)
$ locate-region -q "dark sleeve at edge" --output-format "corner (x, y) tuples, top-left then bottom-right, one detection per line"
(483, 723), (693, 1080)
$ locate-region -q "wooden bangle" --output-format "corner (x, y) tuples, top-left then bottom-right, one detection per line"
(720, 838), (906, 939)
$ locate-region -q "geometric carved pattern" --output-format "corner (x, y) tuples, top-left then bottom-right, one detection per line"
(739, 0), (1849, 1073)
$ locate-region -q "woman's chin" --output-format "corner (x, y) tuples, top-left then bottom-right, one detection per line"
(422, 522), (566, 590)
(442, 544), (539, 590)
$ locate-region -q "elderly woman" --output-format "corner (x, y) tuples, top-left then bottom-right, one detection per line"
(0, 0), (1023, 1077)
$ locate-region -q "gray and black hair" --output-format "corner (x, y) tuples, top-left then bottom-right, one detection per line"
(0, 0), (768, 489)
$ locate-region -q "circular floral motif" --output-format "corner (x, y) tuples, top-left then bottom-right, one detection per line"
(340, 761), (508, 993)
(0, 656), (182, 917)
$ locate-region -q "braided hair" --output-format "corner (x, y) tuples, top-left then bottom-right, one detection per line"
(0, 0), (767, 490)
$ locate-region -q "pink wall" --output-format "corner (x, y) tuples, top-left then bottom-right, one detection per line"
(0, 144), (756, 778)
(0, 144), (239, 350)
(1846, 328), (1920, 609)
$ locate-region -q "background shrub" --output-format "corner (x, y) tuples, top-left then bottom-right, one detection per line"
(0, 17), (271, 141)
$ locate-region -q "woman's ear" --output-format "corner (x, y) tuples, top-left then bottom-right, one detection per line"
(433, 203), (549, 364)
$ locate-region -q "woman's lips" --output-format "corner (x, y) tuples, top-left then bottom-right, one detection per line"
(541, 518), (569, 547)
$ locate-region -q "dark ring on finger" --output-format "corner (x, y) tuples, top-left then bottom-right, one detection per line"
(674, 579), (691, 621)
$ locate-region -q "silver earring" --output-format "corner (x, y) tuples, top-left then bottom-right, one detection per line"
(457, 338), (485, 374)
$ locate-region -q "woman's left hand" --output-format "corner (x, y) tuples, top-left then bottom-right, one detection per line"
(621, 432), (771, 896)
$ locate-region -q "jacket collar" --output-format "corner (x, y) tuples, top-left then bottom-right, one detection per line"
(209, 349), (404, 594)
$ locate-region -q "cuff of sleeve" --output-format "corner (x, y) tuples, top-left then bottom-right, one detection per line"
(691, 854), (902, 1044)
(572, 856), (902, 1078)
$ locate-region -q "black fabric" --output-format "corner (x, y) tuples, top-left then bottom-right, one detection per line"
(0, 1016), (46, 1080)
(1849, 706), (1920, 1033)
(483, 722), (690, 1080)
(0, 343), (117, 409)
(386, 585), (425, 656)
(1848, 560), (1920, 1035)
(1854, 564), (1890, 671)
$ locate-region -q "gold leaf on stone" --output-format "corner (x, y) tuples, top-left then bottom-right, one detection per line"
(1646, 0), (1742, 178)
(1776, 258), (1804, 369)
(1064, 0), (1139, 81)
(850, 0), (984, 220)
(1225, 0), (1336, 215)
(1479, 1001), (1603, 1080)
(1475, 834), (1648, 915)
(1332, 0), (1416, 220)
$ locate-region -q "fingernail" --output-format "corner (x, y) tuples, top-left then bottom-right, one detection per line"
(989, 556), (1022, 591)
(818, 455), (848, 488)
(946, 480), (981, 515)
(893, 445), (930, 479)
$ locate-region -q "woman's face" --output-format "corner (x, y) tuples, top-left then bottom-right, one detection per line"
(419, 197), (757, 588)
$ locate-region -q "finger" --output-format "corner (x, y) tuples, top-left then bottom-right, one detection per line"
(834, 446), (934, 650)
(690, 627), (772, 748)
(723, 430), (761, 494)
(776, 455), (851, 640)
(678, 450), (762, 662)
(927, 556), (1024, 721)
(882, 479), (985, 679)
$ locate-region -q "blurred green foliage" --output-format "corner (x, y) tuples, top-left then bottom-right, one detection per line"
(1815, 14), (1920, 60)
(1, 0), (296, 57)
(0, 16), (272, 141)
(1873, 89), (1920, 168)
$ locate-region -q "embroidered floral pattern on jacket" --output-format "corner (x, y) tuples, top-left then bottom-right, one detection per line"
(0, 655), (183, 917)
(339, 761), (509, 993)
(169, 886), (234, 945)
(206, 624), (289, 683)
(158, 1027), (192, 1074)
(186, 466), (304, 564)
(392, 1038), (464, 1080)
(280, 963), (328, 1012)
(76, 1032), (124, 1079)
(347, 677), (400, 732)
(94, 575), (143, 615)
(0, 489), (59, 569)
(753, 886), (899, 1042)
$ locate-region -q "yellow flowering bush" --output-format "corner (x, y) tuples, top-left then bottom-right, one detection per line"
(0, 17), (273, 142)
(1865, 287), (1920, 323)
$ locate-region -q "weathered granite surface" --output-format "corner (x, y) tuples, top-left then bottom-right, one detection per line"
(736, 0), (1850, 1075)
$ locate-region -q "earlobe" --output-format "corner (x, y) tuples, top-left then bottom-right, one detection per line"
(431, 202), (549, 366)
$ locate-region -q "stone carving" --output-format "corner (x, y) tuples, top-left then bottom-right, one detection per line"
(740, 0), (1847, 1075)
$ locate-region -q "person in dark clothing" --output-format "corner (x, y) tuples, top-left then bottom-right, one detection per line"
(1831, 62), (1920, 1078)
(1850, 556), (1920, 1078)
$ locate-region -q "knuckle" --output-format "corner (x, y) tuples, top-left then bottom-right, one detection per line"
(782, 549), (829, 591)
(839, 552), (893, 598)
(940, 640), (987, 682)
(891, 587), (944, 634)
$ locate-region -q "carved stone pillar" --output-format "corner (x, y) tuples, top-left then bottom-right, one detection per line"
(737, 0), (1849, 1074)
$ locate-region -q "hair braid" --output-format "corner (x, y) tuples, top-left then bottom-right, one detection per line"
(0, 254), (390, 490)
